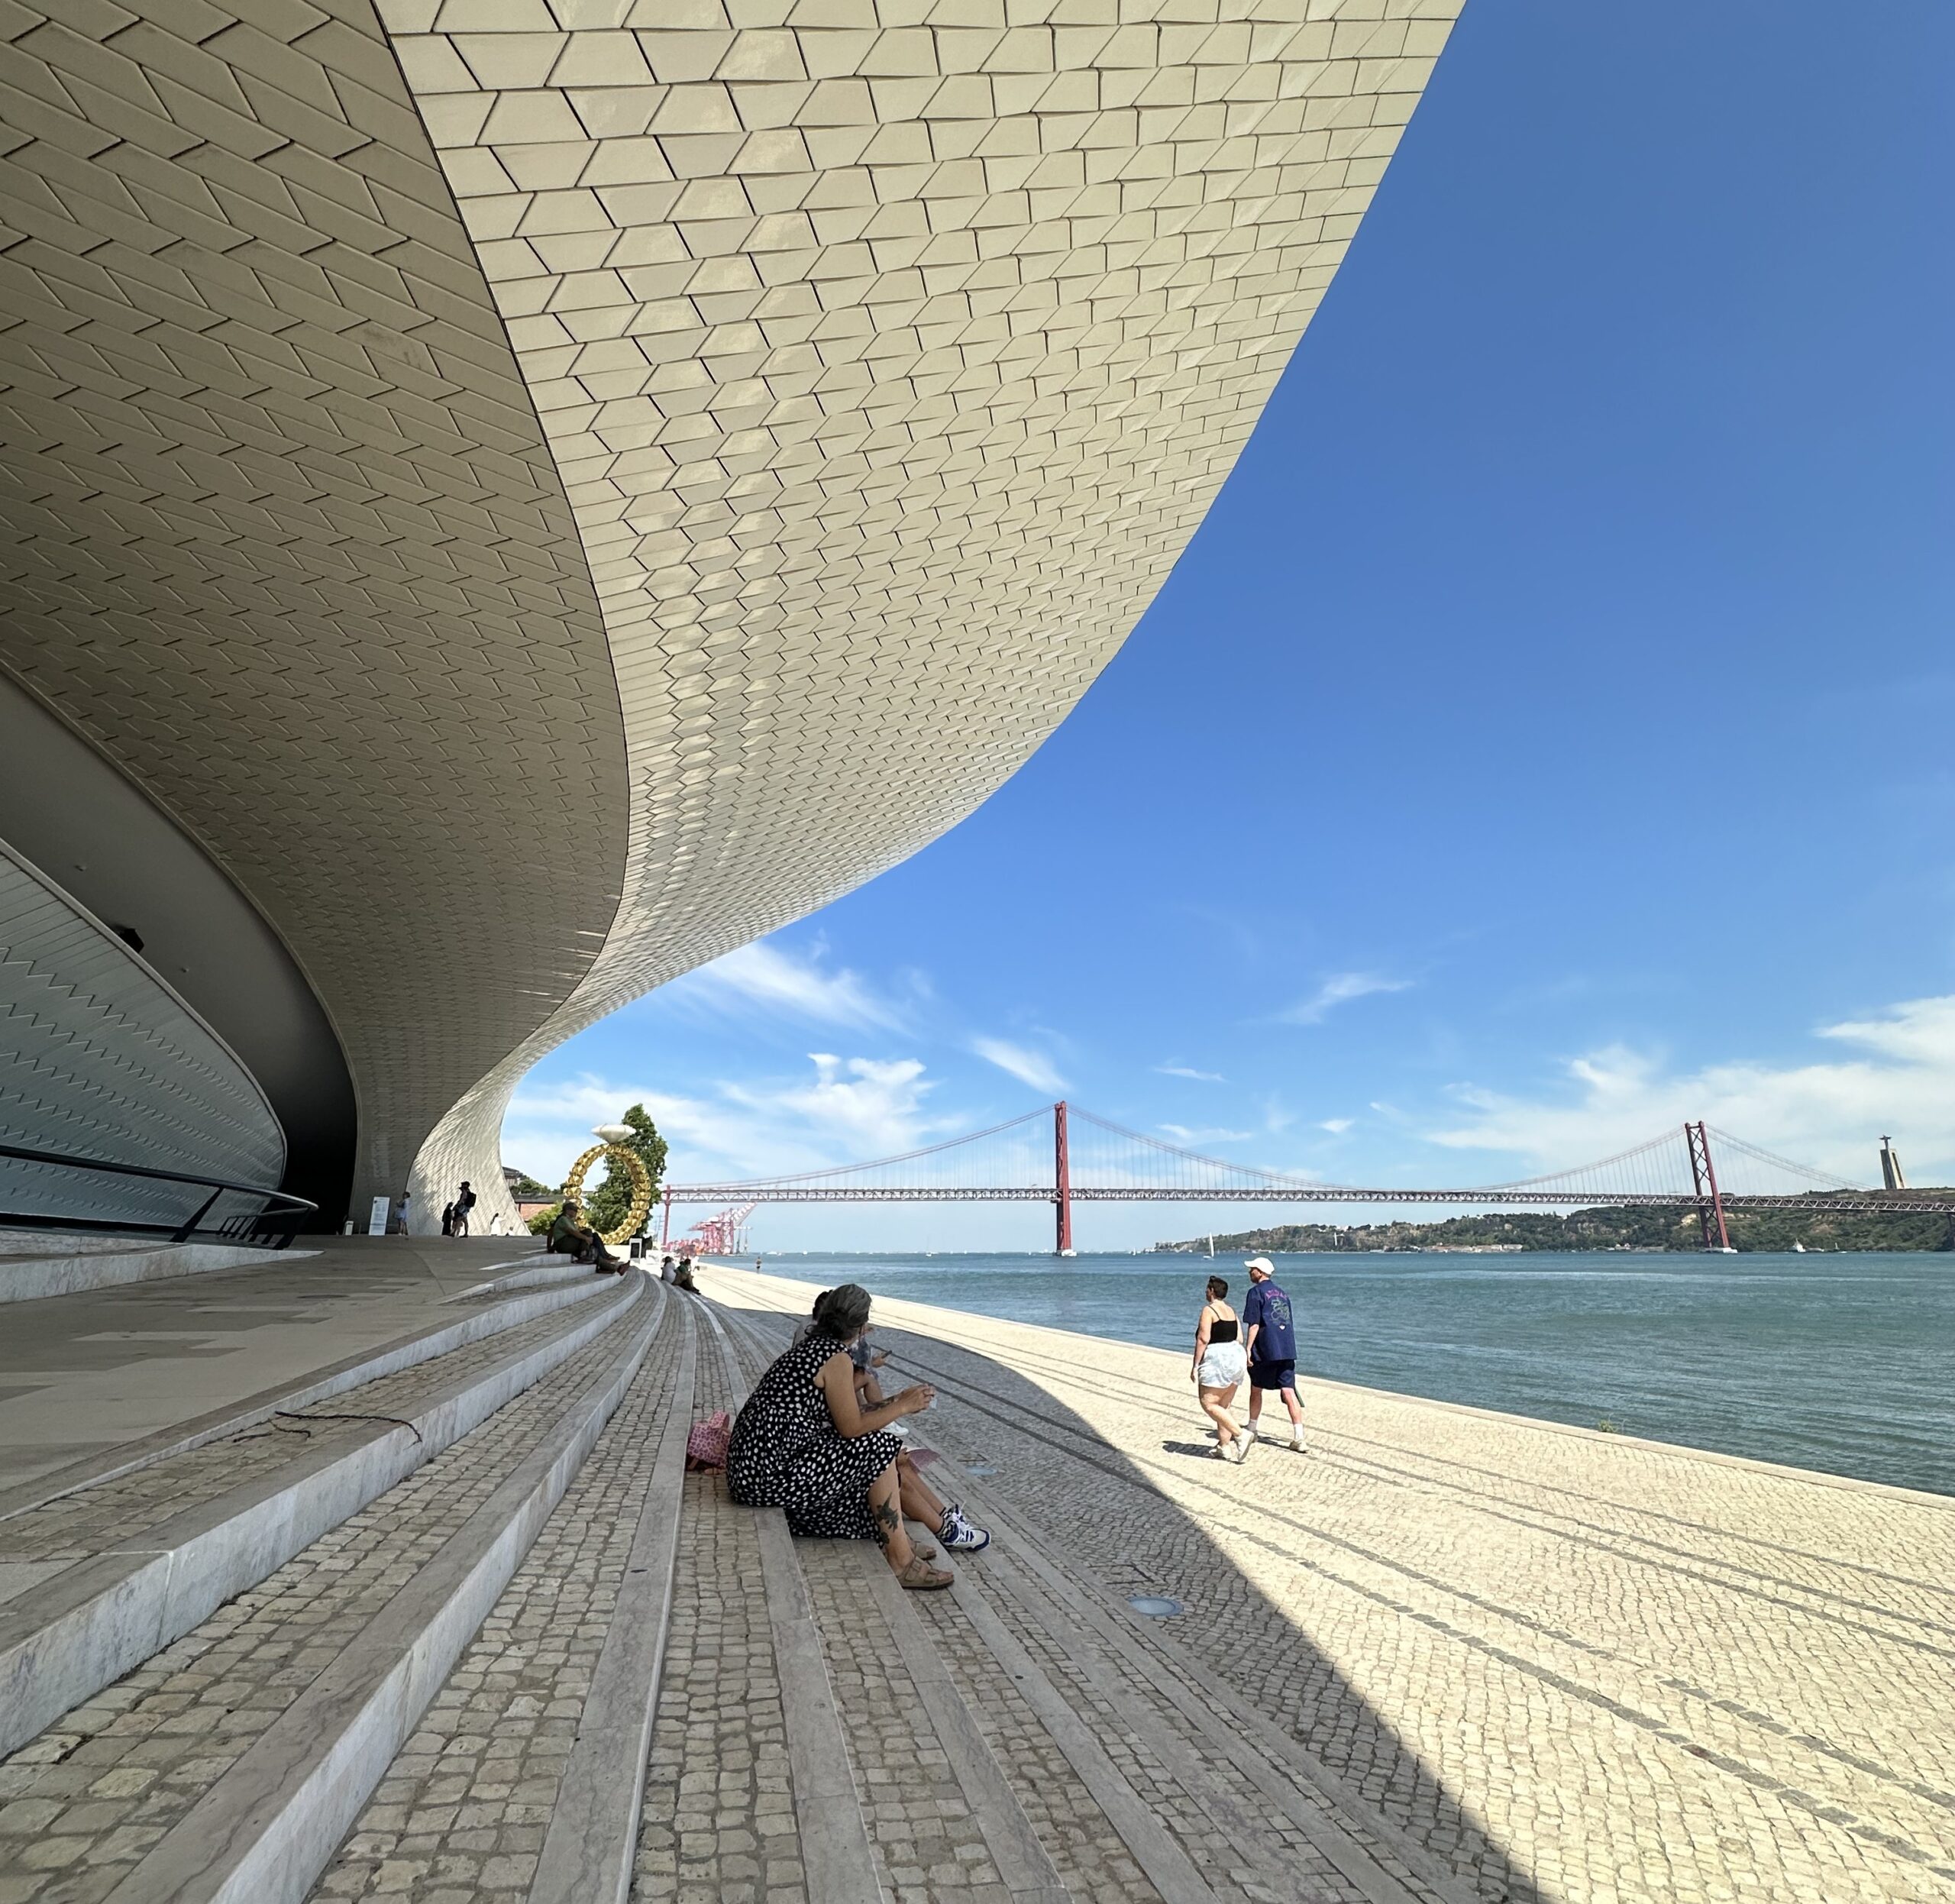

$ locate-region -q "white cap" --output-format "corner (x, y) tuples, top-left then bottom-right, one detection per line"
(1245, 1256), (1275, 1276)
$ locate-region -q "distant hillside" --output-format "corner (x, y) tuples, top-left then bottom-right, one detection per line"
(1158, 1192), (1955, 1255)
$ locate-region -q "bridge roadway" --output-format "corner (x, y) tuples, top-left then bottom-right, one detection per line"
(704, 1260), (1955, 1904)
(665, 1185), (1953, 1211)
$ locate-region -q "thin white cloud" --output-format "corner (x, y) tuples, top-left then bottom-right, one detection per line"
(504, 1054), (954, 1188)
(1424, 994), (1955, 1186)
(971, 1036), (1067, 1095)
(1156, 1064), (1226, 1082)
(1282, 971), (1414, 1026)
(666, 939), (905, 1033)
(1158, 1123), (1256, 1146)
(1318, 1117), (1355, 1134)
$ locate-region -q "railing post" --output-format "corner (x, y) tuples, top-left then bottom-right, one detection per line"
(660, 1187), (671, 1250)
(170, 1184), (226, 1243)
(1053, 1101), (1073, 1255)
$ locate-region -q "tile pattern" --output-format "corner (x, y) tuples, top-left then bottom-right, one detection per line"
(0, 842), (282, 1230)
(396, 0), (1461, 1227)
(0, 0), (1457, 1234)
(0, 0), (628, 1217)
(709, 1263), (1955, 1904)
(0, 1313), (634, 1904)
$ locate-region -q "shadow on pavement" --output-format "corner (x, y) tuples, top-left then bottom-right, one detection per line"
(719, 1292), (1541, 1904)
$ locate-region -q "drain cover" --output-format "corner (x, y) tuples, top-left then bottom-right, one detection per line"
(1127, 1595), (1185, 1618)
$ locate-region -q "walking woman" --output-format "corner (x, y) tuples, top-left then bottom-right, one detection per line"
(727, 1284), (989, 1589)
(1191, 1274), (1252, 1463)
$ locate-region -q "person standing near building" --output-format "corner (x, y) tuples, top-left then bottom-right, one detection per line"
(451, 1180), (477, 1237)
(395, 1191), (412, 1235)
(1241, 1256), (1306, 1451)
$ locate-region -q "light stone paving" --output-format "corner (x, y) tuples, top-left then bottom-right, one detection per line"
(795, 1543), (1015, 1904)
(0, 1316), (637, 1904)
(713, 1305), (1166, 1904)
(631, 1316), (809, 1904)
(706, 1263), (1955, 1904)
(306, 1295), (693, 1904)
(0, 1278), (631, 1564)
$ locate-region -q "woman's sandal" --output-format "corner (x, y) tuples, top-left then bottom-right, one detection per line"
(897, 1554), (954, 1591)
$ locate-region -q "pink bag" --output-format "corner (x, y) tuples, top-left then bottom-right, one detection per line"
(686, 1411), (731, 1471)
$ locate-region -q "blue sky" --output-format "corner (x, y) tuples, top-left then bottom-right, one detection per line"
(506, 0), (1955, 1249)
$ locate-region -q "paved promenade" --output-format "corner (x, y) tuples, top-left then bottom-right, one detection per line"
(704, 1262), (1955, 1904)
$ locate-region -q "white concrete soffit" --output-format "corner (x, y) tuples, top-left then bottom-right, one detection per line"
(0, 0), (630, 1213)
(405, 0), (1461, 1217)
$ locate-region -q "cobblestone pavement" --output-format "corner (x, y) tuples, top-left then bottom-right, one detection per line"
(632, 1318), (809, 1904)
(1, 1282), (632, 1564)
(706, 1265), (1955, 1904)
(0, 1314), (641, 1904)
(305, 1298), (690, 1904)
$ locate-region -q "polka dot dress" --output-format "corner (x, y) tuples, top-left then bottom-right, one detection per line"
(727, 1331), (904, 1542)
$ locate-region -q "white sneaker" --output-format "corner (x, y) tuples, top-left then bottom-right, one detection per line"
(1289, 1430), (1307, 1453)
(1228, 1434), (1252, 1464)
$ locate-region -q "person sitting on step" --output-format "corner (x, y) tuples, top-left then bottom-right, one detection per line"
(726, 1283), (989, 1591)
(548, 1199), (625, 1272)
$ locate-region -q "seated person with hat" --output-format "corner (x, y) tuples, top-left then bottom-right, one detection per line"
(548, 1199), (626, 1272)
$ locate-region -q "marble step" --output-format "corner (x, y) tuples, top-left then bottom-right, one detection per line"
(0, 1236), (296, 1306)
(0, 1283), (671, 1904)
(302, 1292), (701, 1904)
(0, 1262), (618, 1524)
(0, 1273), (651, 1758)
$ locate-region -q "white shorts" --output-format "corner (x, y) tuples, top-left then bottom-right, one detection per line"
(1197, 1343), (1247, 1390)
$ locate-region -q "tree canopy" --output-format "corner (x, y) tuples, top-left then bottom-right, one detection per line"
(584, 1104), (668, 1237)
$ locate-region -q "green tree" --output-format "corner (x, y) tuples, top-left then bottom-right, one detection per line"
(585, 1104), (668, 1238)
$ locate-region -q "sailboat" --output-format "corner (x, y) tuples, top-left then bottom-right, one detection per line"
(1206, 1234), (1215, 1258)
(1792, 1240), (1806, 1253)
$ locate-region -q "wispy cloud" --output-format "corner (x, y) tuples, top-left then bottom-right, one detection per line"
(1281, 971), (1414, 1026)
(504, 1054), (953, 1186)
(1424, 994), (1955, 1185)
(1156, 1064), (1225, 1082)
(971, 1036), (1067, 1095)
(1318, 1117), (1355, 1134)
(1158, 1123), (1256, 1146)
(665, 939), (906, 1033)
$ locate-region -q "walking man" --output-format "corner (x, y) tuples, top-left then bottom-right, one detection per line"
(1242, 1256), (1306, 1451)
(451, 1180), (477, 1237)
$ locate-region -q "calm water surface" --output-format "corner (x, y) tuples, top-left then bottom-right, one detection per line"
(743, 1251), (1955, 1498)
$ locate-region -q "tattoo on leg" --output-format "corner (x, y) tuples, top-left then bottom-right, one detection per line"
(874, 1500), (900, 1531)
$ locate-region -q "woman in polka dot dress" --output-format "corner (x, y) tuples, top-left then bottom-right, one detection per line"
(728, 1285), (987, 1589)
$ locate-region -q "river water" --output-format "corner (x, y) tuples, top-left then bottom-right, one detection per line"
(738, 1249), (1955, 1498)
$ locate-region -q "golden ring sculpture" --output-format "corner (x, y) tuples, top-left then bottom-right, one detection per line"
(561, 1143), (654, 1246)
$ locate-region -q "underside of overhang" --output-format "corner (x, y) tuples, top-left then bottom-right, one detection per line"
(0, 0), (1458, 1234)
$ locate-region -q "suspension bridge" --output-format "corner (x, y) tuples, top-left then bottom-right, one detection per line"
(660, 1104), (1949, 1255)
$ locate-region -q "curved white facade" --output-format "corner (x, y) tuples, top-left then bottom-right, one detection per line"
(0, 0), (1457, 1232)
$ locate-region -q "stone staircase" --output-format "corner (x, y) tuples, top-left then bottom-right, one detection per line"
(0, 1278), (1472, 1904)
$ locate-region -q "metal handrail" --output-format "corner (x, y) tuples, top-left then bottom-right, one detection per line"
(0, 1139), (317, 1247)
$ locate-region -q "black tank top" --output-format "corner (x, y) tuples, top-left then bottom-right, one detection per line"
(1208, 1314), (1238, 1344)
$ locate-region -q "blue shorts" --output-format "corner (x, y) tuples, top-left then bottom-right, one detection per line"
(1249, 1358), (1296, 1393)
